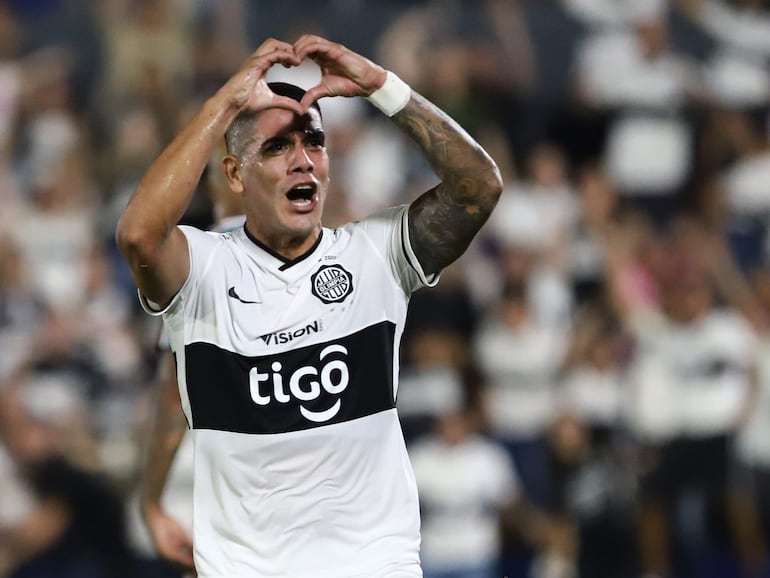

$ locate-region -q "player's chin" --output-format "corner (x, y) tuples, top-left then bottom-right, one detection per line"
(282, 212), (322, 239)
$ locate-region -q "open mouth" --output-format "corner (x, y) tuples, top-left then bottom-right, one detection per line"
(286, 183), (317, 208)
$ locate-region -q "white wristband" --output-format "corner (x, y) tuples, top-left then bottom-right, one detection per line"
(366, 71), (411, 117)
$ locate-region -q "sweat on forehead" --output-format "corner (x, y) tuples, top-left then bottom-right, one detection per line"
(225, 108), (323, 158)
(224, 82), (322, 157)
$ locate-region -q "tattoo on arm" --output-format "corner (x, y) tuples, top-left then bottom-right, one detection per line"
(394, 92), (502, 275)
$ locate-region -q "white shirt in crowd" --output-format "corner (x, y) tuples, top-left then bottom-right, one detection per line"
(409, 431), (519, 571)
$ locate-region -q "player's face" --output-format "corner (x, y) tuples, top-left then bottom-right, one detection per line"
(235, 107), (329, 255)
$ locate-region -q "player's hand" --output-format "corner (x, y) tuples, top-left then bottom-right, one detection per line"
(144, 504), (196, 575)
(293, 35), (387, 111)
(220, 38), (303, 116)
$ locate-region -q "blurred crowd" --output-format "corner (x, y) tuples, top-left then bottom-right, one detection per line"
(1, 0), (770, 577)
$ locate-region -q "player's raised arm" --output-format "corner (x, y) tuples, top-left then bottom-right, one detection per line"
(115, 40), (302, 306)
(293, 34), (503, 276)
(391, 93), (503, 275)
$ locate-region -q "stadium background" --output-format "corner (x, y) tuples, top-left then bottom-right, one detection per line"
(1, 0), (770, 577)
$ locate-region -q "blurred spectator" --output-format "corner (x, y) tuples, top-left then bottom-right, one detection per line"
(0, 364), (97, 572)
(3, 456), (138, 578)
(0, 350), (174, 578)
(376, 0), (538, 163)
(558, 300), (629, 443)
(510, 240), (573, 331)
(10, 158), (97, 314)
(398, 268), (477, 443)
(100, 0), (193, 118)
(9, 51), (100, 315)
(0, 235), (48, 381)
(0, 442), (35, 575)
(565, 164), (618, 303)
(715, 109), (770, 273)
(0, 2), (22, 162)
(678, 0), (770, 58)
(603, 206), (667, 317)
(0, 353), (100, 472)
(9, 0), (102, 113)
(102, 104), (165, 212)
(78, 242), (148, 480)
(545, 412), (639, 578)
(621, 219), (763, 578)
(188, 0), (249, 98)
(737, 261), (770, 576)
(574, 1), (702, 110)
(487, 144), (580, 276)
(473, 280), (568, 508)
(573, 0), (704, 222)
(560, 0), (636, 29)
(549, 301), (640, 578)
(409, 401), (524, 578)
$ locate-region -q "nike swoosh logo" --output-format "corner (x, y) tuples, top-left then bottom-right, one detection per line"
(228, 287), (258, 304)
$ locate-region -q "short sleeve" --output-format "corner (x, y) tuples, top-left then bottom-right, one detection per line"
(137, 225), (222, 317)
(356, 205), (440, 295)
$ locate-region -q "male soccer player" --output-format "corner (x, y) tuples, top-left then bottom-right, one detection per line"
(117, 35), (502, 577)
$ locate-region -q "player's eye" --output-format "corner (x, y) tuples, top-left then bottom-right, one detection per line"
(306, 133), (326, 149)
(264, 139), (290, 154)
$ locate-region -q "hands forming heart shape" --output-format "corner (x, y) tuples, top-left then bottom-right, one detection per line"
(229, 35), (387, 117)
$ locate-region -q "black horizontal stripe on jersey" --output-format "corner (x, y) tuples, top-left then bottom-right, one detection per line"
(185, 321), (396, 434)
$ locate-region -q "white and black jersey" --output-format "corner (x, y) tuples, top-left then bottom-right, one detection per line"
(141, 205), (436, 578)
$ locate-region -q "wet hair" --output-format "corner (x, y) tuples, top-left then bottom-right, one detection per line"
(224, 82), (322, 158)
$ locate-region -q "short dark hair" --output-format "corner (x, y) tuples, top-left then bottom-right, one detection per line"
(224, 82), (322, 157)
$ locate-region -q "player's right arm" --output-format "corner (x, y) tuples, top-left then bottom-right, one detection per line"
(115, 40), (302, 306)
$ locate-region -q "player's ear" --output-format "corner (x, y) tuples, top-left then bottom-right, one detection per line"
(222, 155), (244, 194)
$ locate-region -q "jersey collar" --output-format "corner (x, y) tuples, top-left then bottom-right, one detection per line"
(243, 226), (324, 272)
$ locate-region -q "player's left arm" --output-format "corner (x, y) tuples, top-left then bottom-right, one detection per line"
(292, 34), (503, 276)
(393, 94), (503, 275)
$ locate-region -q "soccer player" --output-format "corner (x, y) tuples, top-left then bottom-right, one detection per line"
(116, 35), (502, 577)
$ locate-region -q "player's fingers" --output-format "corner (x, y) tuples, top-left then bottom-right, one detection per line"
(254, 38), (296, 57)
(179, 531), (194, 551)
(299, 84), (331, 111)
(253, 46), (301, 70)
(293, 35), (336, 62)
(169, 543), (195, 572)
(292, 34), (321, 53)
(167, 552), (191, 568)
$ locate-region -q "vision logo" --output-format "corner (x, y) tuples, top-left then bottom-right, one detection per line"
(259, 320), (322, 346)
(311, 265), (353, 304)
(249, 344), (349, 423)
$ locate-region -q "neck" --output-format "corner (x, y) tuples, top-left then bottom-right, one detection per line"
(244, 223), (322, 262)
(213, 214), (246, 233)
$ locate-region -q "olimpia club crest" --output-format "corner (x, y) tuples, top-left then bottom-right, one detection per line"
(311, 265), (354, 304)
